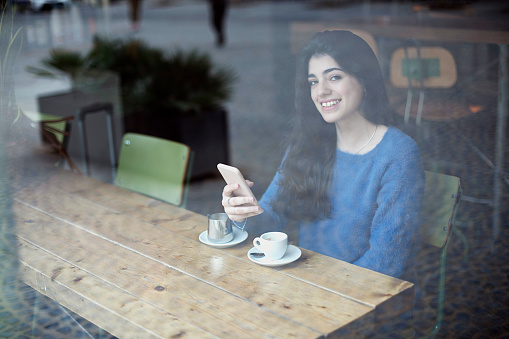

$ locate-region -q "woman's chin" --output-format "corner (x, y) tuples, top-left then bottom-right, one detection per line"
(319, 111), (341, 124)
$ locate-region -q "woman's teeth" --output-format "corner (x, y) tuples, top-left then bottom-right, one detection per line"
(321, 100), (340, 108)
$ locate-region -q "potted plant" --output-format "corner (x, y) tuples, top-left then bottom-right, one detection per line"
(27, 35), (237, 179)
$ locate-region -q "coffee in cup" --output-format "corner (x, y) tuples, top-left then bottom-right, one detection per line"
(253, 232), (288, 260)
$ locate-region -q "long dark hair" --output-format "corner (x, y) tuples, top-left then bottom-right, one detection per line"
(272, 30), (392, 221)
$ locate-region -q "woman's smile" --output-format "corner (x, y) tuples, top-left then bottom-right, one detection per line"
(320, 99), (341, 110)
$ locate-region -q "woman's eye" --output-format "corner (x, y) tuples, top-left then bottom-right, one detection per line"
(330, 75), (342, 81)
(309, 80), (318, 86)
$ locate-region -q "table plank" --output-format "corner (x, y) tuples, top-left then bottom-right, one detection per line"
(43, 172), (414, 316)
(15, 183), (376, 337)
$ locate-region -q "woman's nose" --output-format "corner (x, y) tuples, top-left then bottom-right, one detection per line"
(317, 81), (331, 96)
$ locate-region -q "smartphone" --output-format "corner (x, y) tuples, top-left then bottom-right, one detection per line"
(217, 163), (260, 207)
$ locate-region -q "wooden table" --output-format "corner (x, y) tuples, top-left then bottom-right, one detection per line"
(14, 171), (414, 338)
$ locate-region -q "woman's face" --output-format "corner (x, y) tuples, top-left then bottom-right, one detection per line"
(308, 54), (364, 125)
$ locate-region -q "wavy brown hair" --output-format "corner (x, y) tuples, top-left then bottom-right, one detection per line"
(271, 30), (393, 221)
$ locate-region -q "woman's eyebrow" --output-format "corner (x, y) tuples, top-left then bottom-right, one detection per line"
(324, 67), (342, 74)
(308, 68), (343, 78)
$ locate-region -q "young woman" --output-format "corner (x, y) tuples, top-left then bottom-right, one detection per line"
(222, 30), (424, 284)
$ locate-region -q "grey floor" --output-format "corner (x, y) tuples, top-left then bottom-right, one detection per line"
(8, 0), (509, 337)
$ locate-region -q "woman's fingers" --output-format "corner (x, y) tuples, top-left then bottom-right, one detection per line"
(227, 207), (263, 222)
(223, 196), (254, 207)
(226, 199), (264, 220)
(221, 181), (263, 221)
(222, 180), (253, 196)
(221, 182), (254, 207)
(225, 205), (260, 215)
(223, 198), (262, 221)
(222, 183), (239, 197)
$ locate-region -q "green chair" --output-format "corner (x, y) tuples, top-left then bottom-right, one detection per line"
(419, 171), (462, 338)
(116, 133), (192, 207)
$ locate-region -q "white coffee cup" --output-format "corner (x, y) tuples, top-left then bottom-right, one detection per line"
(253, 232), (288, 260)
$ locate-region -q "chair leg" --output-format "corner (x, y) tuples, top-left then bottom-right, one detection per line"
(420, 244), (449, 339)
(404, 88), (413, 125)
(416, 90), (425, 126)
(453, 223), (469, 262)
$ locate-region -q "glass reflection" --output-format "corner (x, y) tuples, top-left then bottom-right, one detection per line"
(4, 0), (508, 337)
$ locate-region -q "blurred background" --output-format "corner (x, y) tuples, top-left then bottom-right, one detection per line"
(2, 0), (509, 337)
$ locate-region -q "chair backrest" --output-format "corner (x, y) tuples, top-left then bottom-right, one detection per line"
(390, 46), (457, 89)
(23, 110), (72, 145)
(421, 171), (462, 248)
(116, 133), (191, 207)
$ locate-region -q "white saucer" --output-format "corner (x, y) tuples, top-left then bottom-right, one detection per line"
(247, 245), (301, 267)
(199, 228), (248, 248)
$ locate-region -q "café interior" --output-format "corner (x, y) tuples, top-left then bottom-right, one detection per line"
(1, 0), (508, 337)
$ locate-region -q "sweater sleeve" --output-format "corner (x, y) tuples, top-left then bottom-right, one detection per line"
(353, 142), (424, 278)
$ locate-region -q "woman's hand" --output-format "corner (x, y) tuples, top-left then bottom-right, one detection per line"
(222, 180), (263, 222)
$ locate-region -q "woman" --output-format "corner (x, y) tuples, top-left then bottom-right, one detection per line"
(222, 30), (424, 284)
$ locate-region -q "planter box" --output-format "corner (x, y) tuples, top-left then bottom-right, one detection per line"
(124, 109), (230, 179)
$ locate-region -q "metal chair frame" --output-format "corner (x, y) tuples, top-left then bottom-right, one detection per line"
(419, 171), (462, 338)
(21, 110), (81, 173)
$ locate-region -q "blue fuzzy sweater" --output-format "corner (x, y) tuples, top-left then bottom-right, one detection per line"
(253, 126), (424, 281)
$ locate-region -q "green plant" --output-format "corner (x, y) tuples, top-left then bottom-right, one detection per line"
(148, 48), (235, 113)
(26, 35), (237, 115)
(86, 36), (166, 115)
(25, 49), (85, 84)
